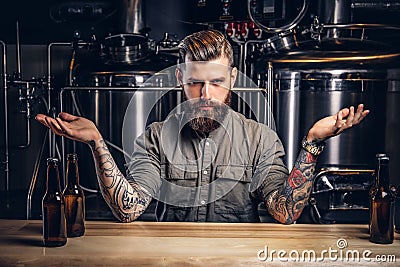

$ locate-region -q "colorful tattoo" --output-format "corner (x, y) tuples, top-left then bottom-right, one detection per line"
(89, 140), (151, 222)
(267, 148), (317, 224)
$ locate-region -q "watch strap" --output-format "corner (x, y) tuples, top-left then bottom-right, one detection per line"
(301, 137), (325, 156)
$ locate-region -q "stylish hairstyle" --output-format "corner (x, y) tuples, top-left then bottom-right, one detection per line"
(178, 30), (234, 67)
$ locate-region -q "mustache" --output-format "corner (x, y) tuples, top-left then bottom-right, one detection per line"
(194, 99), (219, 107)
(181, 90), (232, 112)
(185, 98), (225, 109)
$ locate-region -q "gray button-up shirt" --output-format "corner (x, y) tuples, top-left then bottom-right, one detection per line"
(126, 109), (289, 222)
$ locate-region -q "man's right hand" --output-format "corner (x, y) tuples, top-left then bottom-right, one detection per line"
(35, 112), (102, 144)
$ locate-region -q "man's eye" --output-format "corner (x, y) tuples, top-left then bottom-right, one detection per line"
(188, 81), (203, 86)
(211, 80), (224, 84)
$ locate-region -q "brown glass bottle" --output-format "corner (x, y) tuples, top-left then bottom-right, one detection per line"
(369, 156), (394, 244)
(63, 153), (85, 237)
(42, 158), (67, 247)
(395, 185), (400, 234)
(368, 153), (386, 233)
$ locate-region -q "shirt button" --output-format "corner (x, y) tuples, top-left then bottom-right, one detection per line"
(200, 200), (206, 205)
(205, 141), (210, 146)
(203, 170), (208, 175)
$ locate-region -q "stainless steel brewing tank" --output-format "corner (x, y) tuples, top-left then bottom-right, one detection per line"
(272, 53), (400, 170)
(65, 51), (178, 220)
(73, 51), (179, 139)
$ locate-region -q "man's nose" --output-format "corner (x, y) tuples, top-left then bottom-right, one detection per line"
(201, 82), (211, 99)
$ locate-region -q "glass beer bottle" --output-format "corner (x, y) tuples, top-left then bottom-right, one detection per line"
(368, 153), (386, 233)
(63, 153), (85, 237)
(395, 185), (400, 234)
(42, 158), (67, 247)
(369, 156), (394, 244)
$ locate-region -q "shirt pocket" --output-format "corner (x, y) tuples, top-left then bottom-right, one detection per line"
(214, 165), (255, 216)
(159, 163), (199, 206)
(165, 164), (198, 187)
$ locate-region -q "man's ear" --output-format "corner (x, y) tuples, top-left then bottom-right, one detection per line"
(230, 67), (238, 87)
(175, 67), (183, 86)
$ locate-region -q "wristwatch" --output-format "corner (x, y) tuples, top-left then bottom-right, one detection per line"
(301, 137), (325, 156)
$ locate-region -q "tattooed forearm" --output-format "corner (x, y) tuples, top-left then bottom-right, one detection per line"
(89, 139), (152, 222)
(267, 148), (317, 224)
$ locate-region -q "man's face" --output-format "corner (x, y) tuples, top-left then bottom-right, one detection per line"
(178, 56), (236, 103)
(176, 56), (237, 133)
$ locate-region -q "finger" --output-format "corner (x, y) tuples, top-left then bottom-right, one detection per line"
(352, 104), (364, 124)
(45, 117), (64, 136)
(339, 108), (350, 120)
(58, 112), (79, 122)
(35, 114), (50, 128)
(354, 104), (371, 125)
(335, 109), (345, 127)
(361, 110), (370, 118)
(345, 106), (355, 127)
(35, 113), (46, 120)
(356, 109), (370, 124)
(55, 117), (73, 136)
(353, 104), (364, 124)
(332, 110), (344, 135)
(357, 103), (364, 113)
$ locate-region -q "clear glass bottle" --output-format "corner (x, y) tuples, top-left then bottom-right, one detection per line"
(42, 158), (67, 247)
(63, 153), (85, 237)
(369, 156), (394, 244)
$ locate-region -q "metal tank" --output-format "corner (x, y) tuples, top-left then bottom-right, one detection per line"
(62, 49), (178, 220)
(248, 0), (400, 173)
(119, 0), (145, 34)
(246, 0), (400, 223)
(318, 0), (351, 38)
(273, 58), (392, 170)
(60, 0), (179, 220)
(268, 27), (400, 172)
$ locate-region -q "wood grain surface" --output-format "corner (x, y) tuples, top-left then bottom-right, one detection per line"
(0, 219), (399, 266)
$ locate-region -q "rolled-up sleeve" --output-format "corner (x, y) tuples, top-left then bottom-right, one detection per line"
(251, 129), (289, 201)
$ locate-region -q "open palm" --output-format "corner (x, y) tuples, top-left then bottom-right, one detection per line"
(35, 112), (102, 144)
(307, 104), (369, 142)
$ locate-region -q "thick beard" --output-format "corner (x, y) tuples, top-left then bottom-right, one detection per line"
(184, 92), (231, 134)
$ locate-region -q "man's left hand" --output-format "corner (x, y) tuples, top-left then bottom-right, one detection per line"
(306, 104), (370, 142)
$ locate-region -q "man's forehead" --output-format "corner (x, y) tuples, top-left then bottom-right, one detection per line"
(181, 61), (231, 76)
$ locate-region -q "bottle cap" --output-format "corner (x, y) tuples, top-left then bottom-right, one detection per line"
(378, 156), (390, 164)
(46, 157), (59, 165)
(67, 153), (78, 161)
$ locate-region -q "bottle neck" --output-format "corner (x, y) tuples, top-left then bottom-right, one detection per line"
(66, 160), (79, 187)
(374, 163), (380, 187)
(46, 165), (62, 192)
(377, 163), (390, 189)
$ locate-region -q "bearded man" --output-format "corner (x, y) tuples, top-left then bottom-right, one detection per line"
(36, 30), (369, 223)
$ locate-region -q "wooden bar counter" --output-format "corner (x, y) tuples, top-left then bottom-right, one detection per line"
(0, 219), (399, 266)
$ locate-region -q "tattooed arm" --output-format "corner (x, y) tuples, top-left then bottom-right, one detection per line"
(266, 148), (317, 224)
(89, 139), (152, 222)
(35, 112), (152, 222)
(265, 104), (369, 224)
